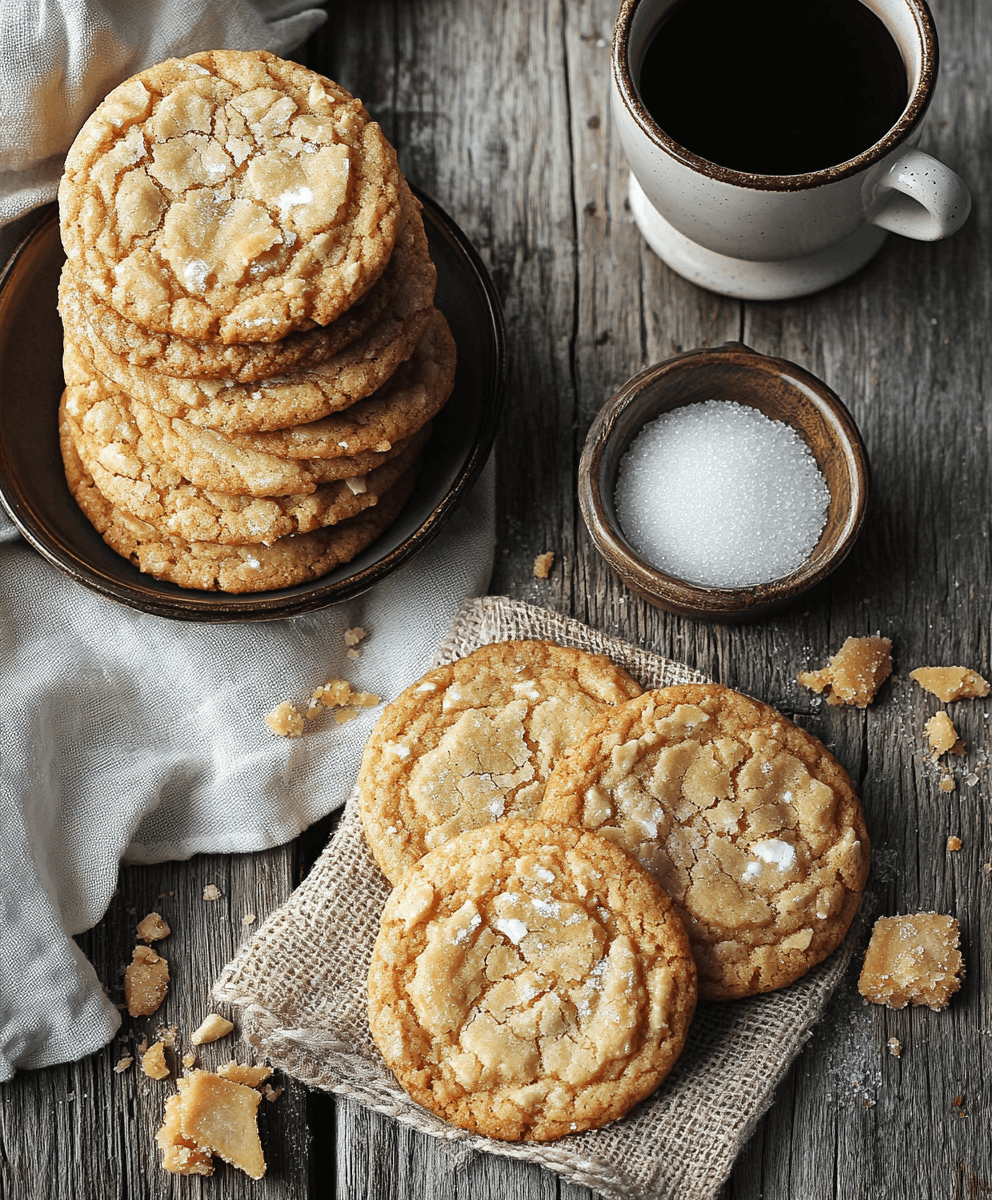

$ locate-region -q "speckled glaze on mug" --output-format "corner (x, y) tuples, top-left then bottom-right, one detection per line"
(612, 0), (971, 299)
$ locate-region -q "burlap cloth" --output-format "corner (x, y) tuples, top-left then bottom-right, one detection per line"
(213, 595), (858, 1200)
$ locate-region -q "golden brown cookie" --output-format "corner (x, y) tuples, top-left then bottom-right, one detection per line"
(223, 309), (457, 459)
(70, 277), (437, 435)
(539, 684), (869, 1001)
(356, 641), (643, 885)
(57, 182), (429, 381)
(61, 336), (424, 497)
(367, 819), (697, 1141)
(63, 385), (427, 545)
(58, 51), (402, 342)
(61, 424), (415, 592)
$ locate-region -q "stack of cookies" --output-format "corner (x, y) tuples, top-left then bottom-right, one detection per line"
(56, 50), (456, 593)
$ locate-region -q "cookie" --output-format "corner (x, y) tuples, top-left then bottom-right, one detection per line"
(70, 273), (437, 435)
(58, 50), (402, 342)
(61, 337), (424, 497)
(539, 684), (869, 1001)
(63, 385), (427, 545)
(224, 309), (457, 459)
(356, 640), (643, 885)
(367, 819), (697, 1141)
(61, 425), (415, 592)
(57, 183), (430, 382)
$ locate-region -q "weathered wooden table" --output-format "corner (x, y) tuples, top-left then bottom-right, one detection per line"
(3, 1), (991, 1197)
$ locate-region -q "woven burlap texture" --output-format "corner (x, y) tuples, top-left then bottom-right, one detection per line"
(213, 595), (857, 1200)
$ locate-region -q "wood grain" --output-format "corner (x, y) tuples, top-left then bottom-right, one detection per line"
(2, 0), (990, 1197)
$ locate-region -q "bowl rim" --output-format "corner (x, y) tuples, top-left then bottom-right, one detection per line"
(578, 342), (870, 618)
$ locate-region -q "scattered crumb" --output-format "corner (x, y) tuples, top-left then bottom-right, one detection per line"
(203, 884), (222, 902)
(243, 913), (256, 926)
(216, 1062), (273, 1088)
(182, 1052), (197, 1069)
(124, 945), (169, 1017)
(156, 1025), (179, 1049)
(335, 709), (360, 725)
(264, 700), (304, 738)
(114, 1055), (134, 1074)
(344, 626), (367, 647)
(910, 666), (990, 702)
(858, 913), (964, 1010)
(926, 711), (965, 757)
(947, 836), (962, 852)
(142, 1041), (170, 1080)
(533, 551), (555, 579)
(311, 678), (352, 708)
(261, 1084), (283, 1103)
(136, 912), (171, 943)
(952, 1094), (965, 1108)
(887, 1037), (902, 1058)
(940, 775), (956, 793)
(798, 635), (893, 707)
(191, 1014), (235, 1046)
(136, 1037), (148, 1055)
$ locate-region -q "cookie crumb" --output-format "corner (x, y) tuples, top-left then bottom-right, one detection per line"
(887, 1037), (902, 1058)
(202, 884), (222, 902)
(156, 1025), (179, 1049)
(191, 1014), (235, 1046)
(156, 1092), (214, 1177)
(182, 1052), (197, 1069)
(114, 1055), (134, 1074)
(926, 711), (964, 757)
(940, 775), (956, 793)
(142, 1041), (170, 1080)
(335, 709), (360, 725)
(947, 836), (962, 852)
(136, 912), (170, 943)
(798, 635), (892, 707)
(344, 626), (367, 647)
(910, 666), (990, 702)
(264, 701), (304, 738)
(858, 913), (964, 1010)
(124, 945), (169, 1017)
(243, 913), (256, 926)
(261, 1083), (283, 1103)
(533, 551), (555, 579)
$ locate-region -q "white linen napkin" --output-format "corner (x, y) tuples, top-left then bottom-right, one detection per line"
(0, 0), (498, 1080)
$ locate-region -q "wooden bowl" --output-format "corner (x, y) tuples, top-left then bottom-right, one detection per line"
(578, 343), (870, 621)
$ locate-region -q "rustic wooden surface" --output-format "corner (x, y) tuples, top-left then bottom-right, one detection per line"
(3, 1), (991, 1197)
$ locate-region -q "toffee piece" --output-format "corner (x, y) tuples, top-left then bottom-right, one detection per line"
(858, 913), (964, 1010)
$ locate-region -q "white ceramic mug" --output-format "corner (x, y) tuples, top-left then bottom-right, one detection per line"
(611, 0), (972, 299)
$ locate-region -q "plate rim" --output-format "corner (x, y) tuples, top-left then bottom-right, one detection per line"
(0, 190), (504, 622)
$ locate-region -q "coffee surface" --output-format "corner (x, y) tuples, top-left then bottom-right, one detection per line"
(636, 0), (908, 176)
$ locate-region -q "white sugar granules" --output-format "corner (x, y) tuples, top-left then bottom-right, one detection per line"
(614, 399), (830, 588)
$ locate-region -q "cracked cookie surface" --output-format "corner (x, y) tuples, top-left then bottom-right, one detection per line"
(61, 337), (422, 497)
(222, 310), (456, 459)
(539, 684), (869, 1001)
(57, 183), (426, 381)
(70, 265), (437, 434)
(367, 819), (697, 1141)
(61, 426), (415, 592)
(58, 50), (402, 342)
(62, 382), (427, 545)
(357, 640), (643, 885)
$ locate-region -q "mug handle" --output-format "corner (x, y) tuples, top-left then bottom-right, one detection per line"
(869, 148), (971, 242)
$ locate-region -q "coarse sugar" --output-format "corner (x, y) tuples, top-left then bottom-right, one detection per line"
(614, 399), (830, 588)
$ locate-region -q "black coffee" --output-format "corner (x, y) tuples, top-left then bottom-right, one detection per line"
(636, 0), (908, 176)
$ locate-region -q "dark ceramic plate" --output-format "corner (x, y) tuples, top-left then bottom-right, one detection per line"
(0, 192), (504, 621)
